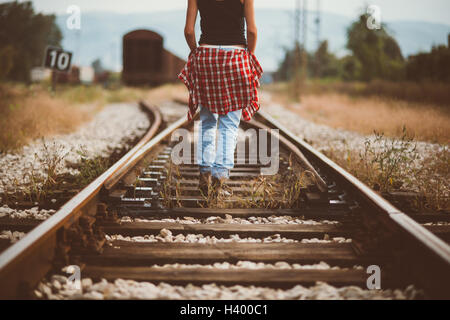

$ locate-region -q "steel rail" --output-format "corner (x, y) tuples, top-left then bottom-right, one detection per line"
(166, 101), (450, 266)
(256, 109), (450, 297)
(0, 102), (183, 299)
(248, 119), (328, 192)
(103, 102), (162, 189)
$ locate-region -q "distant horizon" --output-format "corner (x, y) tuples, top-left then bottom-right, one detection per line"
(8, 0), (450, 26)
(52, 7), (449, 72)
(52, 8), (450, 27)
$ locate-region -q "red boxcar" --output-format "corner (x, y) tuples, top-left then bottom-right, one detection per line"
(122, 29), (186, 86)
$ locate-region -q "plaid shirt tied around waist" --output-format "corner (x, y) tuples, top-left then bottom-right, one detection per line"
(178, 47), (263, 121)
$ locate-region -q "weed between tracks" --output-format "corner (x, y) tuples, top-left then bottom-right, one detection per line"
(160, 164), (183, 209)
(22, 140), (69, 202)
(355, 127), (418, 192)
(412, 147), (449, 211)
(324, 129), (449, 212)
(236, 157), (312, 209)
(159, 155), (314, 209)
(72, 148), (110, 187)
(6, 144), (109, 204)
(1, 139), (139, 206)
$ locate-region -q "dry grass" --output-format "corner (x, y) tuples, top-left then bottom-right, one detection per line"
(144, 83), (188, 105)
(0, 84), (94, 152)
(0, 82), (187, 153)
(298, 94), (449, 144)
(272, 80), (450, 107)
(325, 138), (449, 212)
(264, 83), (450, 144)
(413, 147), (450, 211)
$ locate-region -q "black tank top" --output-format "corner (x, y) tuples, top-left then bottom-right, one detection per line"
(197, 0), (247, 46)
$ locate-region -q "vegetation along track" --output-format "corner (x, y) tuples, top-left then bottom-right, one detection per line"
(0, 101), (449, 299)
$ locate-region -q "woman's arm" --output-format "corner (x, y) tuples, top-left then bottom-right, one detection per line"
(184, 0), (198, 53)
(244, 0), (257, 53)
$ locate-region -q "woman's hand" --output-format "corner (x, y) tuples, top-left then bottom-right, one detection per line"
(189, 48), (197, 59)
(184, 0), (198, 53)
(244, 0), (257, 54)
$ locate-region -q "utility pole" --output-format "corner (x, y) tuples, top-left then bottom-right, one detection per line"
(301, 0), (308, 82)
(295, 0), (301, 47)
(315, 0), (321, 50)
(293, 0), (310, 101)
(314, 0), (322, 77)
(75, 29), (81, 66)
(293, 0), (301, 100)
(294, 0), (308, 101)
(302, 0), (308, 52)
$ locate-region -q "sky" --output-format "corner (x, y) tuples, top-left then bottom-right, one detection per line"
(7, 0), (450, 25)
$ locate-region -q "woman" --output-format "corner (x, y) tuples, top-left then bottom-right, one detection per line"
(178, 0), (263, 197)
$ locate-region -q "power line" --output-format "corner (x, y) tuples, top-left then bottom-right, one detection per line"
(301, 0), (308, 84)
(302, 0), (308, 51)
(293, 0), (301, 100)
(293, 0), (308, 101)
(315, 0), (321, 50)
(295, 0), (300, 47)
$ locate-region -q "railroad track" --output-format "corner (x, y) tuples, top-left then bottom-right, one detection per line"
(0, 101), (449, 299)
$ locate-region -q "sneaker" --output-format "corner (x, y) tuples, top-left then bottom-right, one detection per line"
(198, 172), (211, 197)
(211, 176), (232, 198)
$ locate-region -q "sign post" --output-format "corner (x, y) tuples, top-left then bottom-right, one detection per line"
(43, 46), (73, 91)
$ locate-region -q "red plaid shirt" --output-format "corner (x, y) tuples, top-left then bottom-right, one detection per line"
(178, 47), (263, 121)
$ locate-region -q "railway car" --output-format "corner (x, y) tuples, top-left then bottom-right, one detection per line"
(122, 29), (186, 86)
(52, 66), (80, 84)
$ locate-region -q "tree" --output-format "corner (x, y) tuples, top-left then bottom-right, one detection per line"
(312, 40), (341, 78)
(346, 13), (404, 81)
(276, 10), (407, 83)
(91, 58), (104, 74)
(340, 55), (361, 81)
(0, 46), (15, 80)
(0, 1), (62, 82)
(274, 47), (296, 82)
(406, 42), (450, 83)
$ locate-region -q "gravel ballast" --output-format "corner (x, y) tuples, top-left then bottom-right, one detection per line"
(0, 205), (55, 220)
(157, 101), (188, 123)
(34, 272), (422, 300)
(150, 261), (363, 270)
(0, 230), (26, 243)
(120, 216), (340, 225)
(106, 229), (351, 244)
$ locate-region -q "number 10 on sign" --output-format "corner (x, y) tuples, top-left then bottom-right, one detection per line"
(44, 46), (72, 72)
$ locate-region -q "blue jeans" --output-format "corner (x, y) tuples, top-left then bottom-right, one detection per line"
(198, 105), (242, 179)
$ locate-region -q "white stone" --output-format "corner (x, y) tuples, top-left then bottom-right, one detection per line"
(83, 291), (104, 300)
(159, 228), (172, 238)
(81, 278), (93, 288)
(52, 280), (62, 290)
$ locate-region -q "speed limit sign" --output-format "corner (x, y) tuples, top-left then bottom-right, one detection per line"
(44, 46), (72, 72)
